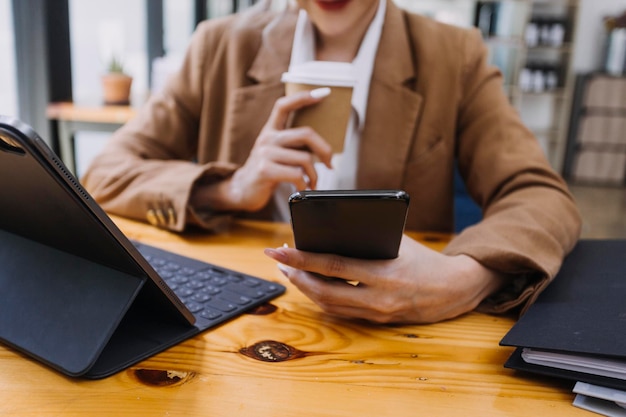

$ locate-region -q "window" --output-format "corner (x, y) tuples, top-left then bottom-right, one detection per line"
(69, 0), (148, 103)
(164, 0), (194, 56)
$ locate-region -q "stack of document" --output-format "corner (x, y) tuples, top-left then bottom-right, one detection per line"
(499, 239), (626, 416)
(573, 382), (626, 416)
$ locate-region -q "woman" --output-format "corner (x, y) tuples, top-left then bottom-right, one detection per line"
(82, 0), (581, 323)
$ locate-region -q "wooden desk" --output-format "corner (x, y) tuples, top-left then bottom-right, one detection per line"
(46, 102), (137, 174)
(0, 217), (586, 416)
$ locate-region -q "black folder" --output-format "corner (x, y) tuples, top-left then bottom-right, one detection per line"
(0, 116), (285, 378)
(500, 239), (626, 390)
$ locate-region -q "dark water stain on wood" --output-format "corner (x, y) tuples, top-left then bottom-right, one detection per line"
(239, 340), (310, 362)
(246, 303), (278, 315)
(133, 369), (196, 387)
(398, 332), (432, 340)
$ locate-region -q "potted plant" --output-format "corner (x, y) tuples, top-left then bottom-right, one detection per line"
(101, 56), (133, 105)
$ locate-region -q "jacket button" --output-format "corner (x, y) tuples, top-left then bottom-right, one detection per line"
(146, 209), (159, 226)
(155, 208), (167, 226)
(167, 207), (177, 227)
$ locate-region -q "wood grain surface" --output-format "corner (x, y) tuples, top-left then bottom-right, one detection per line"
(0, 217), (587, 416)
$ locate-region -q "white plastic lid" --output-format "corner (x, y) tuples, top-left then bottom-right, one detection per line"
(281, 61), (356, 87)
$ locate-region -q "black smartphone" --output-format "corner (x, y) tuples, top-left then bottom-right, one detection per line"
(288, 190), (410, 259)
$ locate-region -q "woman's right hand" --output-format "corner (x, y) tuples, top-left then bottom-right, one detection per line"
(190, 88), (333, 212)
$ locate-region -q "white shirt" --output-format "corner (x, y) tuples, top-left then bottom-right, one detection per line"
(273, 0), (386, 221)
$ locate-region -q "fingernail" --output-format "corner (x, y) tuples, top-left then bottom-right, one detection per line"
(310, 87), (331, 99)
(277, 262), (290, 276)
(264, 248), (288, 263)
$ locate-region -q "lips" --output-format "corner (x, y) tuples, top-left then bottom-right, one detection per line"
(314, 0), (352, 11)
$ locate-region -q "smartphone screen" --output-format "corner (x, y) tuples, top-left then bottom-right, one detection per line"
(288, 190), (409, 259)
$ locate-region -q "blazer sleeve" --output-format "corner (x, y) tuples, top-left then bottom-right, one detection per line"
(81, 21), (237, 232)
(441, 28), (582, 315)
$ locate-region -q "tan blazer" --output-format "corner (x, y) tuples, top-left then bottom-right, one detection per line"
(82, 0), (581, 314)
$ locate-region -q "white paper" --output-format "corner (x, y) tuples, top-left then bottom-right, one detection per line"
(573, 382), (626, 416)
(521, 348), (626, 381)
(573, 394), (626, 417)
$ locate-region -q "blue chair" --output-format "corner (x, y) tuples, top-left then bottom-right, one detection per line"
(453, 165), (482, 233)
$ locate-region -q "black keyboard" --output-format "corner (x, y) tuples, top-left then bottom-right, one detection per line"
(134, 242), (286, 330)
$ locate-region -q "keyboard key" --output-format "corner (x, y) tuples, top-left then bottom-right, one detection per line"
(209, 276), (228, 286)
(176, 287), (195, 298)
(243, 278), (261, 287)
(170, 275), (189, 284)
(208, 298), (237, 312)
(179, 267), (196, 276)
(192, 271), (212, 281)
(185, 280), (205, 290)
(190, 293), (211, 303)
(185, 301), (204, 313)
(223, 282), (266, 299)
(200, 308), (222, 320)
(228, 274), (244, 283)
(199, 285), (221, 295)
(163, 262), (180, 271)
(219, 290), (252, 305)
(158, 270), (174, 279)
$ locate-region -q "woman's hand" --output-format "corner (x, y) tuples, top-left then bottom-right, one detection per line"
(264, 235), (507, 324)
(190, 88), (333, 212)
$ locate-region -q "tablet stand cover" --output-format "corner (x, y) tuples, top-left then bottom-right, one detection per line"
(0, 229), (143, 376)
(0, 118), (196, 378)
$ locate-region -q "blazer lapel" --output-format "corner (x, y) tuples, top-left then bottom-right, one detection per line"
(246, 6), (297, 84)
(357, 1), (423, 189)
(226, 8), (298, 164)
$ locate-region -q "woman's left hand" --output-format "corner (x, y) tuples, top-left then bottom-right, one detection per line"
(264, 235), (506, 324)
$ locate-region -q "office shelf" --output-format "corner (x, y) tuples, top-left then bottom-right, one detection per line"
(563, 73), (626, 185)
(394, 0), (580, 174)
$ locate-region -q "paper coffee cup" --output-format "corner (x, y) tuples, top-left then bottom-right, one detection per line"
(282, 61), (355, 153)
